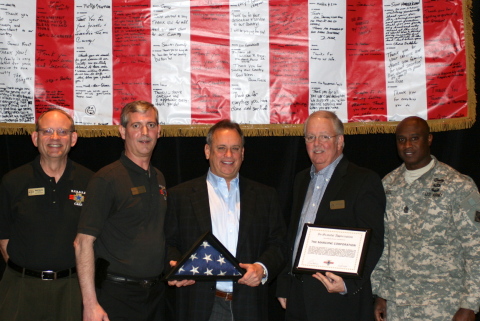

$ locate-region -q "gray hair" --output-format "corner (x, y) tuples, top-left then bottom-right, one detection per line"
(304, 111), (344, 136)
(120, 101), (159, 127)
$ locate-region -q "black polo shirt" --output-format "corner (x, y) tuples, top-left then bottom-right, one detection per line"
(0, 156), (93, 270)
(78, 152), (167, 279)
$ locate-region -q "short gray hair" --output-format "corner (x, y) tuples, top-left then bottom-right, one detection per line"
(304, 111), (344, 135)
(120, 101), (159, 127)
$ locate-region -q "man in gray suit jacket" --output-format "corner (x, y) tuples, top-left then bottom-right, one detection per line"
(276, 111), (386, 321)
(166, 119), (286, 321)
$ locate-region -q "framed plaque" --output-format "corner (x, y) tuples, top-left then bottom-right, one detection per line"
(165, 231), (246, 281)
(293, 224), (371, 279)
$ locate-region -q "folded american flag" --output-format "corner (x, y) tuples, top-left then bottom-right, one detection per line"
(166, 231), (245, 280)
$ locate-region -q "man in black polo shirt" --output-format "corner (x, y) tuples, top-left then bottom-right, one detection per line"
(0, 109), (93, 321)
(74, 101), (167, 321)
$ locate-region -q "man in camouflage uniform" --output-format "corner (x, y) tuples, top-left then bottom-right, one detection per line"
(371, 116), (480, 321)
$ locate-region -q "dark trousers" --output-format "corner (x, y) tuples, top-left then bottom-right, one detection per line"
(97, 278), (166, 321)
(0, 266), (82, 321)
(284, 276), (308, 321)
(208, 296), (234, 321)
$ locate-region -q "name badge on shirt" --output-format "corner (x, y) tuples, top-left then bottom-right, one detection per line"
(330, 200), (345, 210)
(28, 187), (45, 196)
(131, 186), (146, 195)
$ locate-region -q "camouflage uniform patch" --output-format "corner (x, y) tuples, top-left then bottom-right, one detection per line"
(386, 300), (458, 321)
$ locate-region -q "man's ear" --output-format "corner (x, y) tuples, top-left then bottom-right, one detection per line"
(119, 125), (126, 139)
(70, 131), (78, 147)
(204, 144), (211, 160)
(31, 131), (38, 147)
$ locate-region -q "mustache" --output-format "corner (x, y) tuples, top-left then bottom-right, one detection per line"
(138, 136), (153, 142)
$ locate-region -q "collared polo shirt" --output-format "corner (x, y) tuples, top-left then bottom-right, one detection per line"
(0, 156), (93, 270)
(78, 152), (167, 278)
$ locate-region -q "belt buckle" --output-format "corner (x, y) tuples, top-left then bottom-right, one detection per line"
(41, 270), (56, 280)
(140, 280), (154, 289)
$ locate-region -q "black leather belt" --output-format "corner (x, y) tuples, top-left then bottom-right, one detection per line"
(106, 273), (159, 289)
(215, 290), (233, 301)
(8, 260), (76, 280)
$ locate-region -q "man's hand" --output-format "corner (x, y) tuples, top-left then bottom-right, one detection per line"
(237, 263), (264, 287)
(312, 271), (345, 293)
(0, 239), (9, 262)
(278, 297), (287, 309)
(83, 303), (110, 321)
(167, 260), (195, 287)
(452, 308), (475, 321)
(374, 297), (387, 321)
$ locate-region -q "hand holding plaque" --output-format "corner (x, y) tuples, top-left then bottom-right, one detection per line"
(293, 224), (371, 279)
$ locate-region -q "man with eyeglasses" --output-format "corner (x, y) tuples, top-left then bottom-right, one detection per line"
(276, 110), (385, 320)
(165, 119), (286, 321)
(74, 101), (167, 321)
(0, 108), (93, 321)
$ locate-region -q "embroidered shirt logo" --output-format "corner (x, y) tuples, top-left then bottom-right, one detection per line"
(69, 190), (86, 206)
(159, 185), (167, 200)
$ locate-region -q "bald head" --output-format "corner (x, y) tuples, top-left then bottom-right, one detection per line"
(396, 116), (430, 136)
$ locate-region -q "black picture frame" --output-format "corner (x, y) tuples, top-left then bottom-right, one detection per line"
(293, 224), (371, 279)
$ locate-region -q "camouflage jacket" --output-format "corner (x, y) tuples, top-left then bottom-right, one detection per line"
(371, 156), (480, 312)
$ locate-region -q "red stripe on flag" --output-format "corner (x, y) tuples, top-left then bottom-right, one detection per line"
(269, 0), (309, 124)
(112, 0), (152, 124)
(190, 0), (230, 124)
(423, 0), (467, 119)
(346, 0), (387, 122)
(34, 0), (75, 119)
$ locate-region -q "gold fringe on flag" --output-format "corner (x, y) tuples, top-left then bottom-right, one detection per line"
(0, 0), (475, 138)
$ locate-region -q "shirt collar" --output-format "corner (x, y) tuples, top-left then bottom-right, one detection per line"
(309, 154), (344, 178)
(120, 151), (154, 175)
(403, 156), (436, 184)
(207, 169), (239, 189)
(33, 155), (73, 181)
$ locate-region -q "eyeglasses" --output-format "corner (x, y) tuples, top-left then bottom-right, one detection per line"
(38, 128), (74, 136)
(304, 134), (338, 143)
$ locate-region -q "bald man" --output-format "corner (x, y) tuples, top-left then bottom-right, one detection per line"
(372, 116), (480, 321)
(0, 109), (93, 321)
